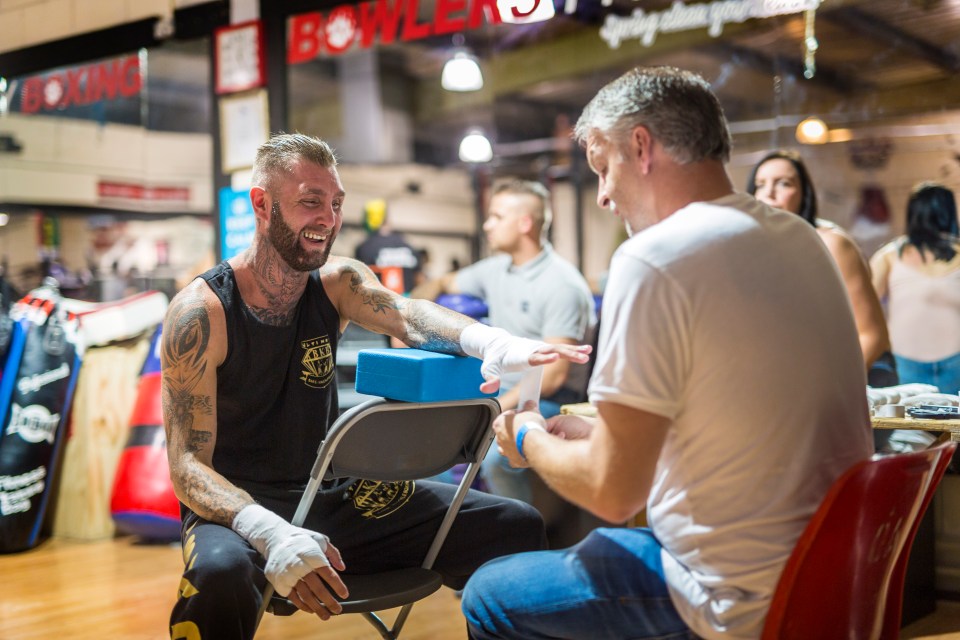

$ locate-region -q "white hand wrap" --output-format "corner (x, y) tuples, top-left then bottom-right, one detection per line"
(460, 323), (545, 382)
(232, 504), (331, 597)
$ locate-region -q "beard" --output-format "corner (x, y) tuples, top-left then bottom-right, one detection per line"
(268, 200), (335, 272)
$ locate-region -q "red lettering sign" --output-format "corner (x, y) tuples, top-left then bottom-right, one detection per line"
(401, 0), (432, 41)
(98, 181), (190, 203)
(288, 12), (324, 63)
(360, 0), (404, 47)
(19, 56), (142, 114)
(288, 0), (503, 63)
(434, 0), (467, 35)
(21, 78), (44, 114)
(326, 6), (359, 53)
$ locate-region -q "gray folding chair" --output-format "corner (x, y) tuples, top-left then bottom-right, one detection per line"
(254, 396), (499, 639)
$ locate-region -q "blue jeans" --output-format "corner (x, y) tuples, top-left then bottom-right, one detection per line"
(894, 351), (960, 396)
(462, 528), (697, 640)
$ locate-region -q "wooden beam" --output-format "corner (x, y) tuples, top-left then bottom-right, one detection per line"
(414, 0), (878, 123)
(697, 42), (870, 96)
(805, 75), (960, 119)
(823, 6), (960, 74)
(415, 19), (762, 122)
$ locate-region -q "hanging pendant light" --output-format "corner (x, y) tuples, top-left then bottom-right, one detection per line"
(459, 130), (493, 163)
(442, 52), (484, 92)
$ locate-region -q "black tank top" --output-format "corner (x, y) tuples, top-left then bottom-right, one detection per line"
(201, 262), (341, 491)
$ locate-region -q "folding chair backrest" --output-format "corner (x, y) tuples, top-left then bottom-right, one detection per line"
(258, 395), (501, 637)
(761, 441), (952, 640)
(317, 397), (499, 482)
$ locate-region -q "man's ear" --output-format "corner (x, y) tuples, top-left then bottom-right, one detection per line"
(631, 125), (654, 175)
(250, 186), (270, 222)
(518, 213), (535, 235)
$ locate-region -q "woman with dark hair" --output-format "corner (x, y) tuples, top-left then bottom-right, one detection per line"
(871, 182), (960, 394)
(747, 150), (896, 387)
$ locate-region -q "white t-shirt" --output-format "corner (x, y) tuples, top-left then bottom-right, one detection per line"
(589, 193), (873, 639)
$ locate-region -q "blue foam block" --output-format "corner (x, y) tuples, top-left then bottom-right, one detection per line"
(355, 348), (495, 402)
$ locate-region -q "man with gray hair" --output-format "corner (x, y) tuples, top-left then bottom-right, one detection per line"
(462, 66), (872, 639)
(411, 179), (596, 505)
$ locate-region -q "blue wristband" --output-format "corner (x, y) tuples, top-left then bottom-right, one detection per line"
(516, 422), (546, 461)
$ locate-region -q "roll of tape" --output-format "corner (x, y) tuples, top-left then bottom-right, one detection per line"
(877, 404), (905, 418)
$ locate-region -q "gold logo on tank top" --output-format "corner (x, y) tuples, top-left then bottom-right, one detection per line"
(300, 335), (335, 388)
(348, 479), (415, 519)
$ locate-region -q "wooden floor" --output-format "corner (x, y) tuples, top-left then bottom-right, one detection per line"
(2, 534), (960, 639)
(0, 535), (465, 639)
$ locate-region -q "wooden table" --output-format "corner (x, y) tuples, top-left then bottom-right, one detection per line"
(871, 416), (960, 442)
(560, 402), (595, 417)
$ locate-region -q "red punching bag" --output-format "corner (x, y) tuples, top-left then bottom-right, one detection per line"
(110, 325), (179, 540)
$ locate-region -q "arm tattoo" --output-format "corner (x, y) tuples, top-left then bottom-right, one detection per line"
(162, 294), (252, 525)
(162, 296), (214, 468)
(344, 266), (399, 314)
(401, 298), (472, 354)
(186, 428), (212, 454)
(333, 259), (467, 353)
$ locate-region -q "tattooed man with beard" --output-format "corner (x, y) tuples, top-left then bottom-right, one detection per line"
(164, 133), (591, 640)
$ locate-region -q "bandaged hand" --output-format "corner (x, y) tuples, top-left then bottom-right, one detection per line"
(460, 323), (545, 387)
(232, 504), (335, 597)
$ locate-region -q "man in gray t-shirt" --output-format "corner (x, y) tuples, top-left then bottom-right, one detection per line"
(411, 179), (596, 502)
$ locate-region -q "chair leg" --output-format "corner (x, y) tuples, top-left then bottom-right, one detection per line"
(253, 583), (275, 633)
(362, 612), (395, 639)
(390, 603), (415, 637)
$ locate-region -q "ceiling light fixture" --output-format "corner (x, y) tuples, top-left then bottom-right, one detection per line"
(459, 131), (493, 163)
(442, 52), (484, 92)
(796, 116), (829, 145)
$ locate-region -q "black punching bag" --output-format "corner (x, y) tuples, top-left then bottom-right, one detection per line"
(0, 296), (82, 552)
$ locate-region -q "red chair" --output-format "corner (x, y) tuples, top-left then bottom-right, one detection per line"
(882, 438), (956, 634)
(761, 439), (956, 640)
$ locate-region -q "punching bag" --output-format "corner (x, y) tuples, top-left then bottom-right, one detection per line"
(0, 320), (27, 439)
(110, 325), (179, 540)
(0, 296), (82, 552)
(0, 277), (27, 425)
